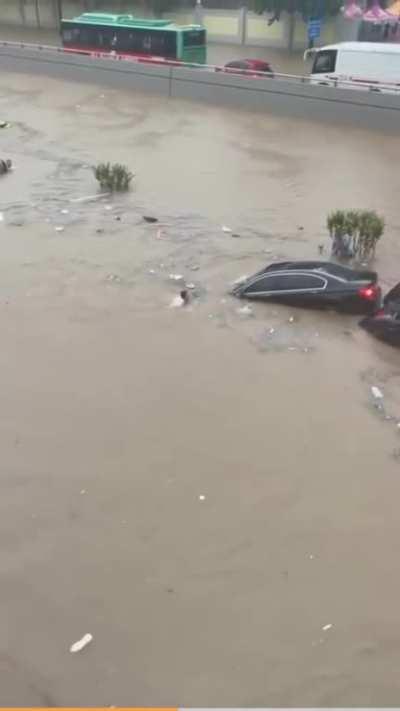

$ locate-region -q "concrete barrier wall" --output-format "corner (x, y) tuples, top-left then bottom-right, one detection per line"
(0, 44), (172, 94)
(0, 43), (399, 132)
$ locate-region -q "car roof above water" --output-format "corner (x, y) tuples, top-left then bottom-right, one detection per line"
(258, 261), (377, 283)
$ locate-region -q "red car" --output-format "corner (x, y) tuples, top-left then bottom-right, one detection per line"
(217, 59), (274, 78)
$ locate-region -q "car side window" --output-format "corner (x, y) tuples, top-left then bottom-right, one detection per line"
(245, 274), (282, 292)
(279, 274), (326, 290)
(245, 272), (326, 294)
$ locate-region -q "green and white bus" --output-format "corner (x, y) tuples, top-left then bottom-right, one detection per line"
(61, 13), (207, 64)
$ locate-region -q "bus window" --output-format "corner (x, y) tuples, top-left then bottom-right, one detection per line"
(62, 26), (81, 45)
(183, 29), (206, 47)
(128, 30), (177, 57)
(96, 29), (114, 50)
(143, 34), (152, 51)
(312, 49), (337, 74)
(147, 31), (176, 57)
(64, 25), (98, 49)
(80, 28), (96, 48)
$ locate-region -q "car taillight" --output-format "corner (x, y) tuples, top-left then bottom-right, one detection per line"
(359, 284), (380, 301)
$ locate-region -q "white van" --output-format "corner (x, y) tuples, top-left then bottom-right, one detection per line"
(306, 42), (400, 89)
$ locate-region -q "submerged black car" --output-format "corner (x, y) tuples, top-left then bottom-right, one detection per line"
(232, 261), (381, 314)
(360, 283), (400, 346)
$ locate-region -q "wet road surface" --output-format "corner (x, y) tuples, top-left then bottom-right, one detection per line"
(1, 73), (400, 705)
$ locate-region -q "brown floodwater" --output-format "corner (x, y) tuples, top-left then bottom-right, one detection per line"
(1, 71), (400, 706)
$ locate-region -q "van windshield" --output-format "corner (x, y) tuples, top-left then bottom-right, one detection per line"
(312, 49), (337, 74)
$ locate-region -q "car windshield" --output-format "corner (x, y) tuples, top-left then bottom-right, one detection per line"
(312, 49), (337, 74)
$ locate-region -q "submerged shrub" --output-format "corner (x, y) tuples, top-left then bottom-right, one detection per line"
(94, 162), (133, 192)
(327, 209), (384, 261)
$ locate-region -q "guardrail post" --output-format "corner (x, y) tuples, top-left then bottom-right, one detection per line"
(169, 65), (173, 98)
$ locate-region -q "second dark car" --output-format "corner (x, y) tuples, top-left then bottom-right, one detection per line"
(360, 282), (400, 346)
(232, 261), (381, 314)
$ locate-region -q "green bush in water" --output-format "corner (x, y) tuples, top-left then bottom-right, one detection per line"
(94, 162), (134, 192)
(327, 209), (384, 261)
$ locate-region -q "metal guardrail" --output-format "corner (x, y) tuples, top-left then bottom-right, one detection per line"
(0, 39), (400, 95)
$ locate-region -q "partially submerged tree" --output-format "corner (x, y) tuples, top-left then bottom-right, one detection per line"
(94, 163), (134, 192)
(327, 209), (385, 262)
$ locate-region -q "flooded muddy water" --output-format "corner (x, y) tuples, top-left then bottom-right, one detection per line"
(1, 72), (400, 705)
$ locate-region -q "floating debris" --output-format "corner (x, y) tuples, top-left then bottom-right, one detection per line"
(232, 274), (248, 287)
(69, 633), (93, 654)
(169, 274), (184, 282)
(322, 624), (333, 631)
(70, 193), (109, 203)
(170, 295), (184, 308)
(170, 291), (189, 308)
(54, 226), (64, 233)
(0, 159), (12, 175)
(143, 216), (158, 223)
(199, 494), (206, 501)
(222, 225), (232, 233)
(237, 305), (253, 318)
(371, 385), (384, 401)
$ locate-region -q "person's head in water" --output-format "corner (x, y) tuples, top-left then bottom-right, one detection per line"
(180, 289), (190, 305)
